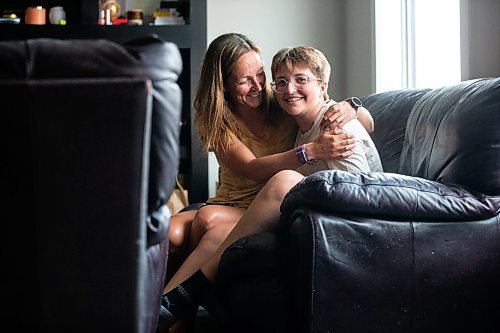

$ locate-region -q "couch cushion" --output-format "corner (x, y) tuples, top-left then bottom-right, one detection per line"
(0, 38), (135, 79)
(281, 170), (499, 222)
(0, 36), (183, 213)
(362, 89), (430, 173)
(399, 77), (500, 195)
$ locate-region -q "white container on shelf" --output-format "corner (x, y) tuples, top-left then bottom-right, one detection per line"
(154, 15), (185, 25)
(49, 6), (66, 24)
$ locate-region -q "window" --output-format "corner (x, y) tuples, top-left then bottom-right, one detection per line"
(375, 0), (461, 92)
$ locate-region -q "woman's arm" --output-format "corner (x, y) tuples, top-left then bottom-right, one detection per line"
(320, 100), (375, 133)
(215, 129), (356, 182)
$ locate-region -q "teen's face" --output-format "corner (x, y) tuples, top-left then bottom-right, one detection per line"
(225, 51), (266, 112)
(273, 63), (327, 117)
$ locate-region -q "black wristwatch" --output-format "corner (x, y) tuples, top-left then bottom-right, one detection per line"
(346, 97), (362, 113)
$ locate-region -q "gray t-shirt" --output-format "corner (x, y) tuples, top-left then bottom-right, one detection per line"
(295, 100), (383, 176)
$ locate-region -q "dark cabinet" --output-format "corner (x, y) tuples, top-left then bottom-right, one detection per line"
(0, 0), (209, 203)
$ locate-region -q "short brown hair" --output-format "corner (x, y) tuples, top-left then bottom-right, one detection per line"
(271, 46), (331, 100)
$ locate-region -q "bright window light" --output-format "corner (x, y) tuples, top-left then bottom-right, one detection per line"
(375, 0), (404, 92)
(414, 0), (461, 88)
(376, 0), (461, 92)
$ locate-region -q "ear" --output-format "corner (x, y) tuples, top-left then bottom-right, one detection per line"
(319, 80), (328, 96)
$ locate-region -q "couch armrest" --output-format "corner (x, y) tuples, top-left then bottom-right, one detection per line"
(284, 208), (500, 333)
(280, 170), (500, 332)
(124, 36), (183, 215)
(281, 170), (499, 223)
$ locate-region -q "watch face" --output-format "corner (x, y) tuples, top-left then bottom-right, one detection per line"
(350, 97), (362, 109)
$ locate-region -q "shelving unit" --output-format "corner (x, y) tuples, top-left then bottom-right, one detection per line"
(0, 0), (209, 203)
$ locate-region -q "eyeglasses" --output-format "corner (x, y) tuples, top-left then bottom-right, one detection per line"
(271, 75), (323, 93)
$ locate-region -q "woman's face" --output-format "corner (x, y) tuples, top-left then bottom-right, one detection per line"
(272, 63), (326, 117)
(225, 51), (266, 112)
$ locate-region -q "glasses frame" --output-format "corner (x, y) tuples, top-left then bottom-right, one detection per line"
(271, 75), (323, 93)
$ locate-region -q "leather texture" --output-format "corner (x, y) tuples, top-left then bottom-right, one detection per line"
(213, 232), (290, 333)
(282, 171), (499, 221)
(3, 37), (182, 333)
(214, 78), (500, 333)
(399, 78), (500, 195)
(284, 210), (499, 333)
(362, 88), (431, 173)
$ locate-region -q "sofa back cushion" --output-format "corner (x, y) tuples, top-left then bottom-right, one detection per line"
(0, 36), (183, 213)
(399, 77), (500, 195)
(0, 38), (138, 79)
(362, 89), (430, 173)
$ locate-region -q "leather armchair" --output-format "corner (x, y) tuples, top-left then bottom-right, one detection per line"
(3, 36), (182, 333)
(213, 78), (500, 333)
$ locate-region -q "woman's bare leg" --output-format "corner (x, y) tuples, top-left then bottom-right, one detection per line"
(160, 207), (243, 333)
(164, 205), (244, 292)
(166, 210), (197, 283)
(169, 210), (197, 249)
(189, 205), (243, 252)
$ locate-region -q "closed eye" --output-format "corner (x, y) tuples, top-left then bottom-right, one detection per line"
(237, 77), (251, 85)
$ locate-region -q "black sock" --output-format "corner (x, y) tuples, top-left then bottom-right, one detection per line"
(161, 270), (211, 319)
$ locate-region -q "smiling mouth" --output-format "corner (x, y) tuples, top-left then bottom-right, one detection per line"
(247, 92), (261, 99)
(285, 96), (303, 102)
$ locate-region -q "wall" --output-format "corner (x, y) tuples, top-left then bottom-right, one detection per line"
(460, 0), (500, 80)
(344, 0), (375, 97)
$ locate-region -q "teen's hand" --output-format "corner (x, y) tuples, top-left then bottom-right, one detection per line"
(306, 127), (356, 160)
(320, 100), (357, 132)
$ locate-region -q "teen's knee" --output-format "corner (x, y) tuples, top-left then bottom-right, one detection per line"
(198, 222), (236, 253)
(265, 170), (304, 199)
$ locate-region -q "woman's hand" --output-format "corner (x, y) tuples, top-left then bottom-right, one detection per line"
(306, 127), (356, 160)
(320, 100), (357, 132)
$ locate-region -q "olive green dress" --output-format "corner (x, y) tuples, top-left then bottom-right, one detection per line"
(207, 116), (297, 208)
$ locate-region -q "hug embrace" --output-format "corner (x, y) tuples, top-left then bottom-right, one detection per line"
(158, 32), (382, 332)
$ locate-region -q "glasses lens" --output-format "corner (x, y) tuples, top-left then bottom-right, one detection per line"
(270, 78), (284, 92)
(273, 76), (319, 93)
(294, 75), (310, 86)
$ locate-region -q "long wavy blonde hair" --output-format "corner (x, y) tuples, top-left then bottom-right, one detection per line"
(193, 33), (283, 152)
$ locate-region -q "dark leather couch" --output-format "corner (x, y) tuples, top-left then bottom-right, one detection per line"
(3, 36), (182, 333)
(213, 78), (500, 333)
